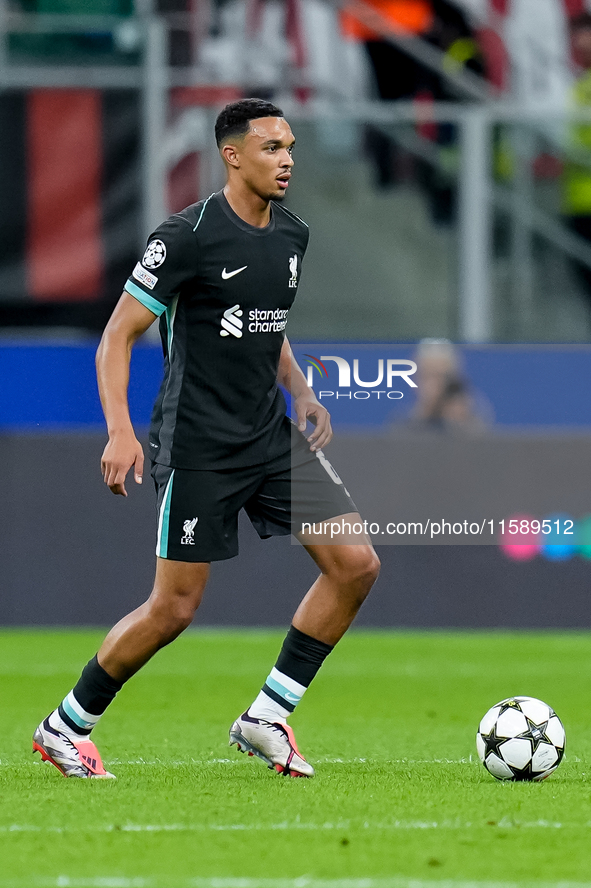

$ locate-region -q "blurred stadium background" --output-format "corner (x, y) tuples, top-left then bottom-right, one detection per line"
(3, 0), (591, 628)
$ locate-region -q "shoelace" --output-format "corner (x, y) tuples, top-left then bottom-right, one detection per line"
(260, 721), (290, 740)
(55, 732), (91, 772)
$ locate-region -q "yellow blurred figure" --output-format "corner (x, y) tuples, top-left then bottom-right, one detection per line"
(563, 13), (591, 304)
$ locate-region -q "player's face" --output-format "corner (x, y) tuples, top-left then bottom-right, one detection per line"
(235, 117), (295, 201)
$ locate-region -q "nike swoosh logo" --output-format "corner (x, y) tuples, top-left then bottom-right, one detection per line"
(222, 266), (247, 280)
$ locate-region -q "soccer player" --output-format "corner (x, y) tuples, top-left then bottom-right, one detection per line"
(33, 98), (380, 779)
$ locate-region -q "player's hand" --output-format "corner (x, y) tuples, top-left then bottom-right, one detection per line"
(100, 431), (144, 496)
(295, 394), (333, 451)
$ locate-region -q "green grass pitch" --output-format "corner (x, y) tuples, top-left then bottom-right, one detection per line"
(2, 628), (591, 888)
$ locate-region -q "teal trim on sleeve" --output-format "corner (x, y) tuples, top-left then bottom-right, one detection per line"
(125, 280), (166, 317)
(193, 193), (214, 231)
(166, 295), (179, 356)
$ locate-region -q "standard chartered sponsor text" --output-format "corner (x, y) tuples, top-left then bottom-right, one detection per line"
(248, 308), (289, 332)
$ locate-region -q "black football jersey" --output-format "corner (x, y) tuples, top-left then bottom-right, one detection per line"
(124, 190), (309, 470)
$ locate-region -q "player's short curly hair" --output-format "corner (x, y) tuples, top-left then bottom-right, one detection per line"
(215, 98), (284, 148)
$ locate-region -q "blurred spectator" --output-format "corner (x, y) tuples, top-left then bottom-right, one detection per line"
(418, 0), (486, 224)
(340, 1), (435, 188)
(505, 0), (571, 117)
(340, 0), (485, 209)
(564, 12), (591, 307)
(425, 0), (485, 95)
(244, 0), (308, 99)
(407, 339), (492, 434)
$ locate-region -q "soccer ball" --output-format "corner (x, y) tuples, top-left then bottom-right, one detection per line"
(476, 696), (565, 781)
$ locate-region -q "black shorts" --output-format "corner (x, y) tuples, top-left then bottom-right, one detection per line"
(151, 428), (357, 562)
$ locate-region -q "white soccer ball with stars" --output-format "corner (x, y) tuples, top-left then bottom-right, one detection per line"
(142, 239), (166, 269)
(476, 696), (565, 781)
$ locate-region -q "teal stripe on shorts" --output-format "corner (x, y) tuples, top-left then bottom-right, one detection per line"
(157, 470), (175, 558)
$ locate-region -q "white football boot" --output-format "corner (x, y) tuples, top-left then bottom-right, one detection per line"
(229, 711), (314, 777)
(33, 718), (115, 779)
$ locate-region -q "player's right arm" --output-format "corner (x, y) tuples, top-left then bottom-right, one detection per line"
(96, 292), (158, 497)
(99, 216), (197, 495)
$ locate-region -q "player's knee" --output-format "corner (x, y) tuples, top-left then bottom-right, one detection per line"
(328, 546), (380, 591)
(365, 550), (381, 584)
(149, 588), (201, 640)
(351, 548), (380, 592)
(157, 607), (195, 643)
(170, 598), (197, 633)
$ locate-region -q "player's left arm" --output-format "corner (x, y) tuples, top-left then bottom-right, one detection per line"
(277, 337), (332, 451)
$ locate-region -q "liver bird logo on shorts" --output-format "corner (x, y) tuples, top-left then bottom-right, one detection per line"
(181, 517), (198, 545)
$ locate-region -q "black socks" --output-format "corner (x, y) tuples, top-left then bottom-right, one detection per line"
(57, 655), (123, 736)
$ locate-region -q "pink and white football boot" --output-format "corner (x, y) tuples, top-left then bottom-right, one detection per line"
(229, 711), (314, 777)
(33, 718), (115, 779)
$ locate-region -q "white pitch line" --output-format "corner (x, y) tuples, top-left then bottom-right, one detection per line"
(3, 878), (591, 888)
(188, 882), (591, 888)
(0, 665), (577, 679)
(2, 758), (477, 768)
(0, 881), (151, 888)
(0, 819), (584, 834)
(57, 881), (147, 888)
(107, 758), (473, 766)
